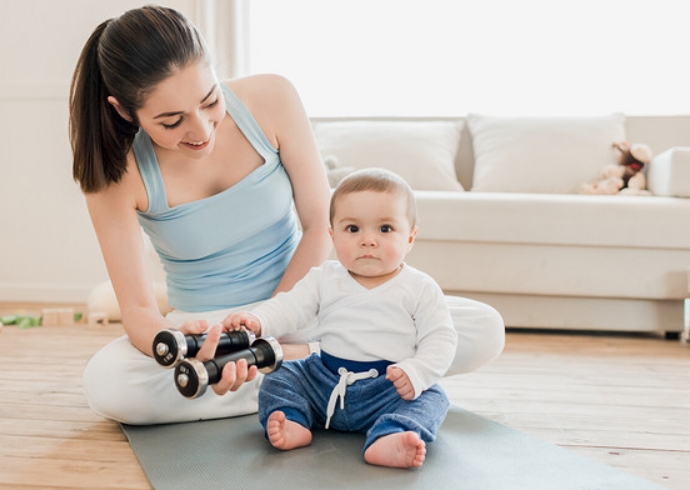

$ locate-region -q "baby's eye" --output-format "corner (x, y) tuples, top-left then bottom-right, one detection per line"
(346, 225), (359, 233)
(380, 225), (393, 233)
(205, 98), (220, 109)
(162, 119), (183, 130)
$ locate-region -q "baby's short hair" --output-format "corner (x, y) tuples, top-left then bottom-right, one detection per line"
(330, 168), (417, 227)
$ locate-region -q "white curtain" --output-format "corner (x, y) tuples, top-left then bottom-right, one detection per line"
(194, 0), (249, 80)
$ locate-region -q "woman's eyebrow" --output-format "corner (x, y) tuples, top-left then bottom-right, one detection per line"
(153, 85), (218, 119)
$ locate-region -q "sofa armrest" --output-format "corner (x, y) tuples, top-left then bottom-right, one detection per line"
(648, 146), (690, 197)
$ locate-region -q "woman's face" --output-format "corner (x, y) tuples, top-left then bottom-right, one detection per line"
(135, 61), (226, 159)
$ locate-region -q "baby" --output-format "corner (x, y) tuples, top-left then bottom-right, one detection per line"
(223, 168), (457, 468)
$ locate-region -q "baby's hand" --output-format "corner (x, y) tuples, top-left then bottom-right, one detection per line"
(221, 312), (263, 336)
(386, 366), (415, 400)
(178, 319), (209, 336)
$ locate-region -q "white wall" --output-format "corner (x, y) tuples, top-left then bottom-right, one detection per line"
(0, 0), (198, 303)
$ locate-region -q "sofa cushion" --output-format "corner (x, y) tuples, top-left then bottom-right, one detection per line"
(467, 114), (626, 194)
(648, 146), (690, 197)
(409, 191), (690, 299)
(413, 190), (690, 249)
(312, 120), (464, 191)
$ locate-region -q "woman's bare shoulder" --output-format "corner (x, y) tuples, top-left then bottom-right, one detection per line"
(224, 73), (294, 93)
(223, 74), (298, 109)
(223, 75), (303, 139)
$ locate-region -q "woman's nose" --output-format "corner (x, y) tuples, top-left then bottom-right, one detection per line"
(187, 114), (212, 141)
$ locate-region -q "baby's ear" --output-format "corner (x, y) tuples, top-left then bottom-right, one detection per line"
(407, 226), (418, 249)
(107, 96), (134, 122)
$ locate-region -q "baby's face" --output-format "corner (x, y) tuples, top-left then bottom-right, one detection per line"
(330, 190), (417, 284)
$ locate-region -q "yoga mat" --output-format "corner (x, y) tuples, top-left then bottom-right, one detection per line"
(122, 406), (666, 490)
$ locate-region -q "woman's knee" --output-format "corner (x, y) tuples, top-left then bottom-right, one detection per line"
(83, 348), (132, 423)
(445, 296), (505, 376)
(82, 337), (165, 424)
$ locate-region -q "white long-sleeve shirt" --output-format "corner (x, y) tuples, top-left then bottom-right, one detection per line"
(250, 260), (457, 399)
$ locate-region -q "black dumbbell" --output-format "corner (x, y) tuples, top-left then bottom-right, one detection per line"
(152, 329), (256, 368)
(174, 336), (283, 399)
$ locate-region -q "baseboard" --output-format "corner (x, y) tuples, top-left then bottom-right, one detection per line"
(445, 291), (684, 334)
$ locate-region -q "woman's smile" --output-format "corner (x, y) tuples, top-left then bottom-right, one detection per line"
(182, 138), (211, 151)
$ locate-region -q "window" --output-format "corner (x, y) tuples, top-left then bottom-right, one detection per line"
(247, 0), (690, 117)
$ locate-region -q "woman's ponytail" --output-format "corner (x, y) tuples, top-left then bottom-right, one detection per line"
(69, 19), (137, 193)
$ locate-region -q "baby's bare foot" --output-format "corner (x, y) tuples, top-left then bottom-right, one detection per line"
(364, 431), (426, 468)
(266, 411), (312, 450)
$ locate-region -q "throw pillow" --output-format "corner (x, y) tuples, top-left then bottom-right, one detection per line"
(467, 113), (626, 194)
(648, 146), (690, 197)
(312, 120), (465, 191)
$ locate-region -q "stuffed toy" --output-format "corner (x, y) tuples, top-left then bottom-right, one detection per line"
(580, 141), (653, 196)
(86, 232), (171, 322)
(87, 279), (170, 322)
(323, 154), (356, 188)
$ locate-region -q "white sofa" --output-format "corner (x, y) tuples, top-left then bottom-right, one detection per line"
(312, 114), (690, 335)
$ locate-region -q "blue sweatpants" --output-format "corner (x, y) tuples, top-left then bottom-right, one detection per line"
(258, 353), (449, 453)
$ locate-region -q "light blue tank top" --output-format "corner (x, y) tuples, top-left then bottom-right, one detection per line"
(134, 84), (300, 312)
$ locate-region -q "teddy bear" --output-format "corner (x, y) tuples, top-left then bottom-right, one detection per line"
(579, 141), (653, 196)
(323, 154), (356, 188)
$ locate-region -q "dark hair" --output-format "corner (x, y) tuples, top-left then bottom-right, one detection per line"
(330, 168), (417, 227)
(69, 6), (208, 193)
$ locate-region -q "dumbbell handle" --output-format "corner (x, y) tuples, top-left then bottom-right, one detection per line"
(153, 329), (256, 368)
(174, 337), (283, 399)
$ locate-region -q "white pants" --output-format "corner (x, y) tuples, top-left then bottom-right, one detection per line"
(82, 296), (504, 425)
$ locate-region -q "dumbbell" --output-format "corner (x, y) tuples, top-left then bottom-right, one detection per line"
(152, 329), (256, 368)
(174, 336), (283, 399)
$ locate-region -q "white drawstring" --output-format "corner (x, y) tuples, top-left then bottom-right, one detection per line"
(325, 367), (378, 429)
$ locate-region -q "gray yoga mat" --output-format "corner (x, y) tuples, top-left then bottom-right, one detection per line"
(122, 406), (666, 490)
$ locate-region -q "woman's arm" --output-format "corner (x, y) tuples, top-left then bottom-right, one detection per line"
(85, 161), (171, 355)
(233, 75), (333, 295)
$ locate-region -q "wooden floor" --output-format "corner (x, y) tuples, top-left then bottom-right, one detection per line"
(1, 304), (689, 490)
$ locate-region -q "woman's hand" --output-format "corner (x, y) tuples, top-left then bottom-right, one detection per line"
(210, 356), (258, 396)
(178, 321), (259, 396)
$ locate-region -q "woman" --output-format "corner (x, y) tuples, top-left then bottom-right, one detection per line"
(70, 5), (504, 425)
